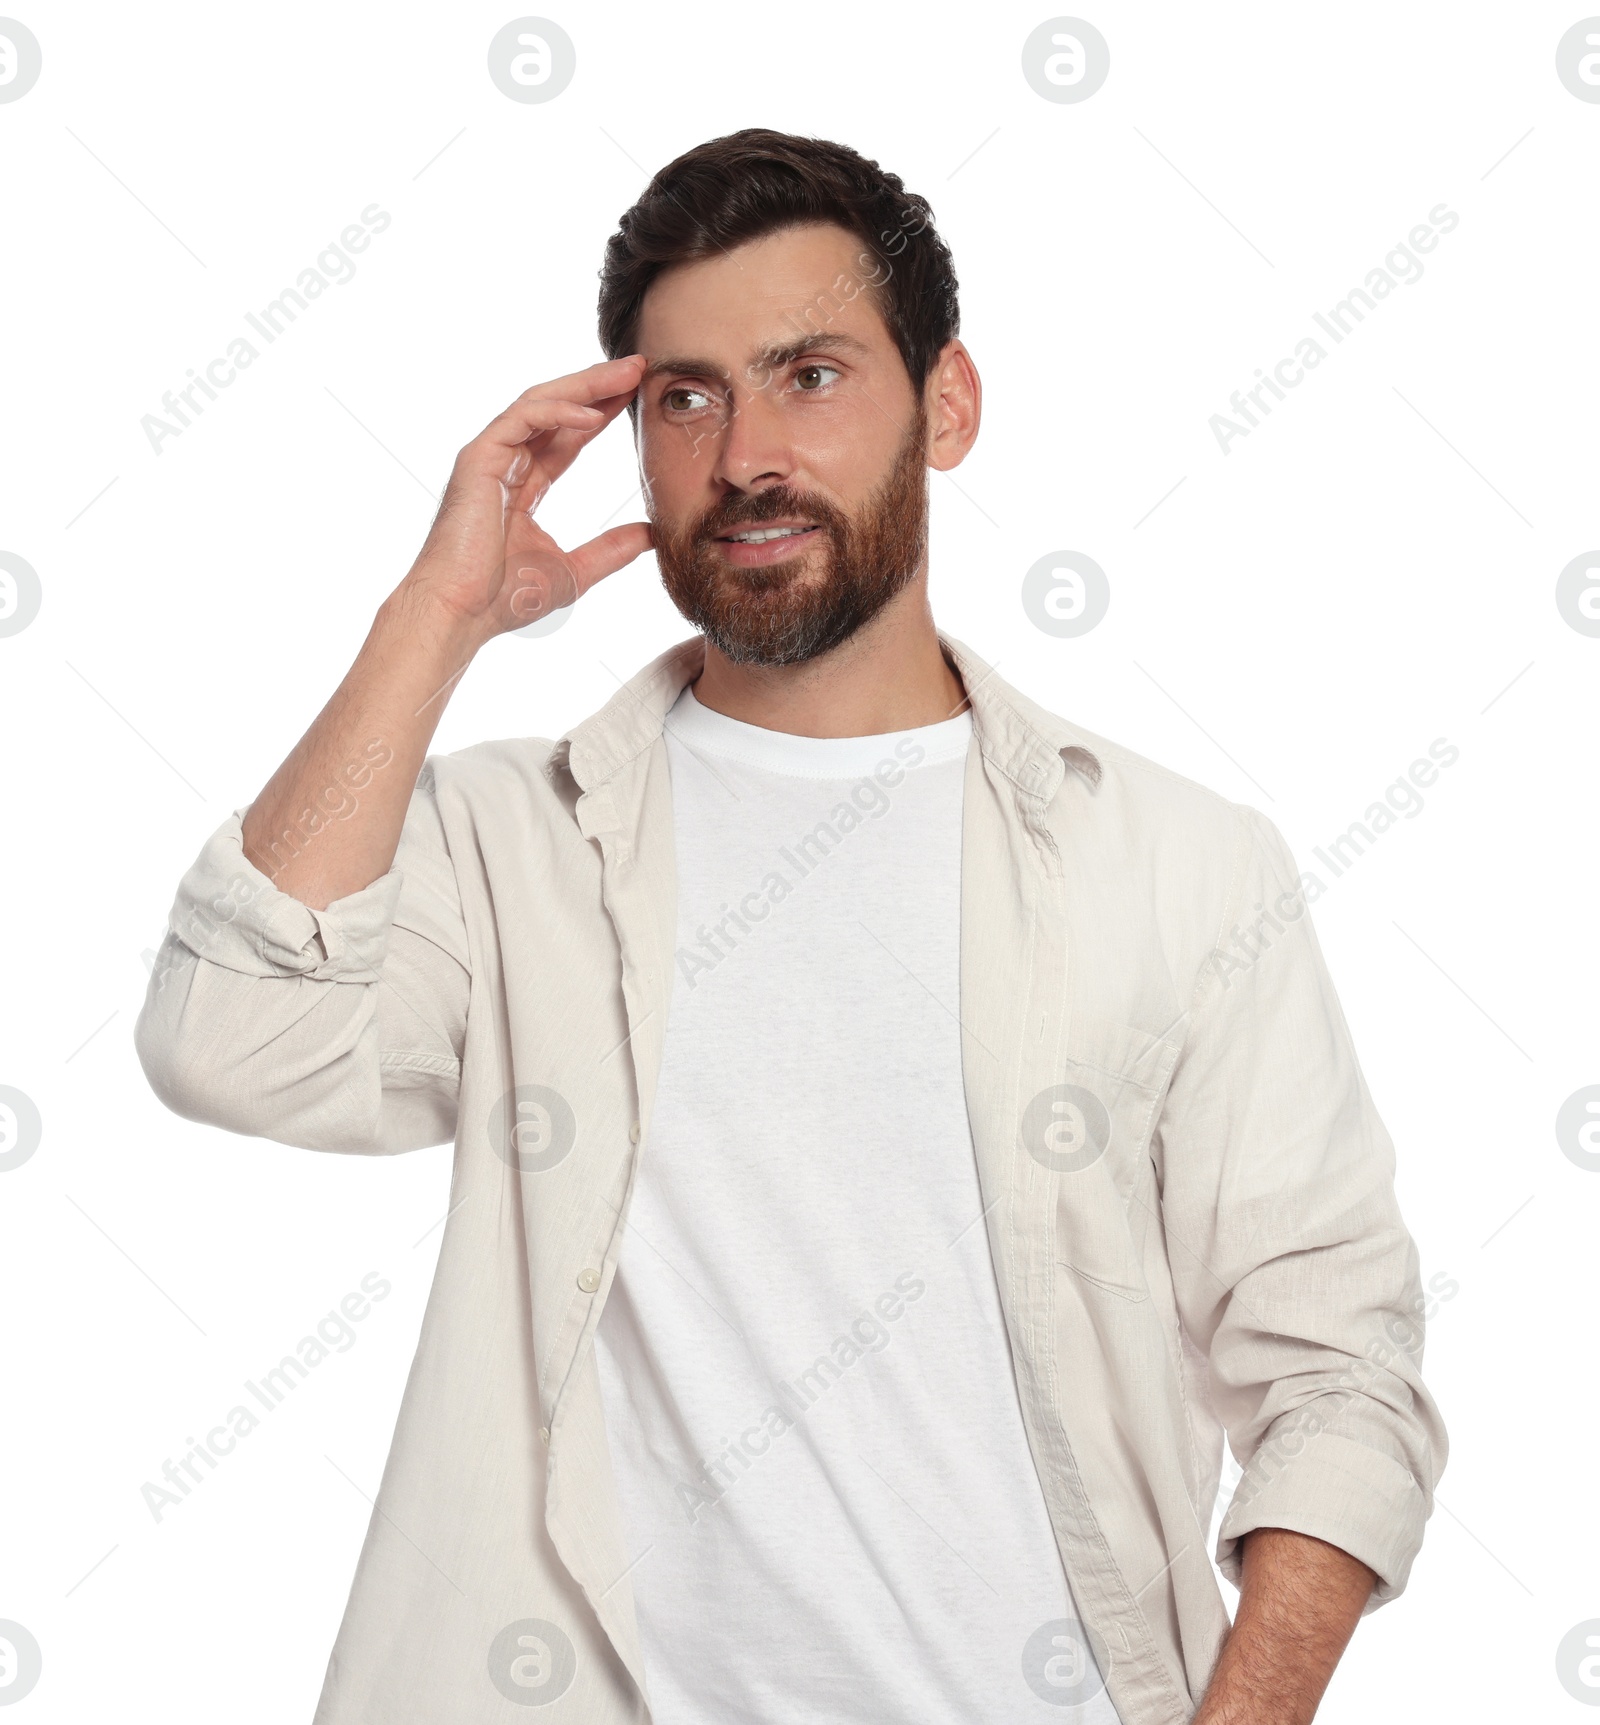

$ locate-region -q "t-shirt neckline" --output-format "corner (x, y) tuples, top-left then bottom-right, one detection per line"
(664, 683), (973, 779)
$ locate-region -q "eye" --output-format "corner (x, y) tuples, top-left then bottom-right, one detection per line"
(792, 363), (841, 393)
(662, 385), (720, 415)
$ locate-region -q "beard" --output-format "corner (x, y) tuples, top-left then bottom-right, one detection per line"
(649, 398), (930, 668)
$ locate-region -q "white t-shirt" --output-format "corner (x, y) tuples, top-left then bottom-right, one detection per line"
(591, 683), (1121, 1725)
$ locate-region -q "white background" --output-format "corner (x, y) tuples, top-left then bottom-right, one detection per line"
(2, 1), (1597, 1718)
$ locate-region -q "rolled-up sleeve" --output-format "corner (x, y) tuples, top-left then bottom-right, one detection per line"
(1156, 805), (1447, 1610)
(134, 761), (469, 1154)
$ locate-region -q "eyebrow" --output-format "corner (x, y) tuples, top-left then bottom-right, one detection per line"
(641, 330), (874, 386)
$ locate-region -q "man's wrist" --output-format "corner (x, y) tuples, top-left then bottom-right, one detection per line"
(376, 578), (495, 670)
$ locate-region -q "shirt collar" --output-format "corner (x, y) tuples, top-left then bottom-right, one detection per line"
(554, 630), (1102, 798)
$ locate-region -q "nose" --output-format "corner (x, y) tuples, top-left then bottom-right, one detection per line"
(710, 381), (797, 494)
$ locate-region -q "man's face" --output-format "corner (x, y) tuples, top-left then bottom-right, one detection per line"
(633, 222), (930, 667)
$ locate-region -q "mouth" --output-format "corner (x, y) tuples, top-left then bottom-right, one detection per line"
(709, 521), (824, 568)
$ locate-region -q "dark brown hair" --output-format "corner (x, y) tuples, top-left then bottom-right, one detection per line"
(597, 128), (959, 398)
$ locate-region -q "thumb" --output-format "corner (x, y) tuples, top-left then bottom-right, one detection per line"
(567, 521), (655, 595)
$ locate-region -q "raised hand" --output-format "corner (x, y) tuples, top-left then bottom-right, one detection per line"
(404, 353), (653, 643)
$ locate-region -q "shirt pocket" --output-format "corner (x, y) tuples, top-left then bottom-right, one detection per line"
(1039, 1022), (1181, 1302)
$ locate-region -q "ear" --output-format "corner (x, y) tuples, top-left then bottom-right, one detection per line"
(922, 339), (981, 472)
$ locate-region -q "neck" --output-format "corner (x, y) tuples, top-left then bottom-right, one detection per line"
(688, 577), (967, 738)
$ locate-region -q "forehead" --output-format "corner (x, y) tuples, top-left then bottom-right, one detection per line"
(633, 220), (894, 367)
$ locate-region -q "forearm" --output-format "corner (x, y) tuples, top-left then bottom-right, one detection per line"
(1194, 1526), (1376, 1725)
(240, 583), (486, 909)
(238, 357), (649, 909)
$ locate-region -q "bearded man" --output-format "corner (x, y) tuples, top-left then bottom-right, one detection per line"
(137, 128), (1446, 1725)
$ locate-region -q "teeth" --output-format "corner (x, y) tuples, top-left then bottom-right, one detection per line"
(727, 526), (811, 542)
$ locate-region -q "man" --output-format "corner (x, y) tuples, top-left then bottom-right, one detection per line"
(135, 129), (1446, 1724)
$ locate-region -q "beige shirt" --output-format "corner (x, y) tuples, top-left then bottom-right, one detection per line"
(134, 631), (1447, 1725)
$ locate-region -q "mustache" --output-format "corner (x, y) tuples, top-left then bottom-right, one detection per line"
(692, 489), (841, 538)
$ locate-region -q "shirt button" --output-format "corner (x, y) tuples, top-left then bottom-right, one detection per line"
(577, 1267), (601, 1293)
(538, 1426), (550, 1445)
(629, 1121), (641, 1143)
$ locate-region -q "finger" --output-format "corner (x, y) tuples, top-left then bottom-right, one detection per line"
(564, 521), (655, 595)
(510, 387), (640, 499)
(451, 404), (609, 501)
(483, 356), (645, 451)
(528, 385), (638, 467)
(518, 353), (645, 406)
